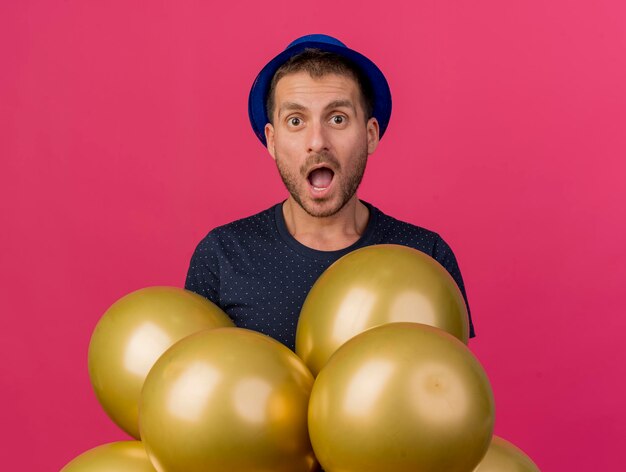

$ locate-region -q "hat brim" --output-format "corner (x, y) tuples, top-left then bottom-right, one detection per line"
(248, 40), (392, 147)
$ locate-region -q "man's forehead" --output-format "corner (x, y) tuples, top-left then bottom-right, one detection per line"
(273, 72), (361, 109)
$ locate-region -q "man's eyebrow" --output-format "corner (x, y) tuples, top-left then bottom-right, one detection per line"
(278, 100), (357, 118)
(325, 99), (356, 113)
(278, 102), (306, 118)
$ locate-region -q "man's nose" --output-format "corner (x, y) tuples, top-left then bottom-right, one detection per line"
(306, 120), (329, 154)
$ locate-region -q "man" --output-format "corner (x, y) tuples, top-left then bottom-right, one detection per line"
(185, 34), (475, 350)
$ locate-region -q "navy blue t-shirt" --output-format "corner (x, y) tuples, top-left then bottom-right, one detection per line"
(185, 201), (475, 350)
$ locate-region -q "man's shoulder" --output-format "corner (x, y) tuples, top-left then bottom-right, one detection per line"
(369, 204), (460, 274)
(213, 204), (277, 235)
(371, 204), (444, 248)
(194, 203), (280, 250)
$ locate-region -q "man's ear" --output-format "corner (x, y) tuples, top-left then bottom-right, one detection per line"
(265, 123), (276, 160)
(366, 117), (380, 155)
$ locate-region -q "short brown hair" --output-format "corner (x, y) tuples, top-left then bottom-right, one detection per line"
(266, 48), (374, 124)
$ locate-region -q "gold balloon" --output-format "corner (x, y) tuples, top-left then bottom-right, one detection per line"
(140, 327), (318, 472)
(61, 441), (156, 471)
(308, 322), (494, 472)
(474, 436), (540, 472)
(88, 286), (234, 438)
(296, 244), (469, 376)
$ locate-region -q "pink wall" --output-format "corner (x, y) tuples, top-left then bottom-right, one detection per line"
(2, 1), (625, 470)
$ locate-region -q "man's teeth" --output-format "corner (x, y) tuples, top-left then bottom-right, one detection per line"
(313, 186), (328, 191)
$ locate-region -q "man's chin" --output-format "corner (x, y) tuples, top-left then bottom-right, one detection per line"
(297, 196), (348, 219)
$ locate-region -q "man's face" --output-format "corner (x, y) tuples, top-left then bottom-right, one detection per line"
(264, 72), (379, 218)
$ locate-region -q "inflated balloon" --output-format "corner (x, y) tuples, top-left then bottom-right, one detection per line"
(474, 436), (540, 472)
(88, 286), (234, 438)
(308, 322), (494, 472)
(61, 441), (156, 471)
(296, 244), (469, 375)
(140, 327), (317, 472)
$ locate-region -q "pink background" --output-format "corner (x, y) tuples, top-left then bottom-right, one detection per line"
(2, 1), (625, 470)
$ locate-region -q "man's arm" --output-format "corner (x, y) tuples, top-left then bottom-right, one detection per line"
(432, 235), (476, 338)
(185, 233), (221, 306)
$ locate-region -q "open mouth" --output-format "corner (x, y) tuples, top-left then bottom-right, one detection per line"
(307, 166), (335, 191)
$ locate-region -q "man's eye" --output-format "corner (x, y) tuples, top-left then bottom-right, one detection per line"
(289, 117), (301, 126)
(332, 115), (345, 125)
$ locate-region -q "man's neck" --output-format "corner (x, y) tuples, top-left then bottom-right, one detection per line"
(282, 196), (370, 251)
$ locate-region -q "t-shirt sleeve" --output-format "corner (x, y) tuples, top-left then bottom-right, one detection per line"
(184, 232), (221, 306)
(432, 235), (476, 338)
